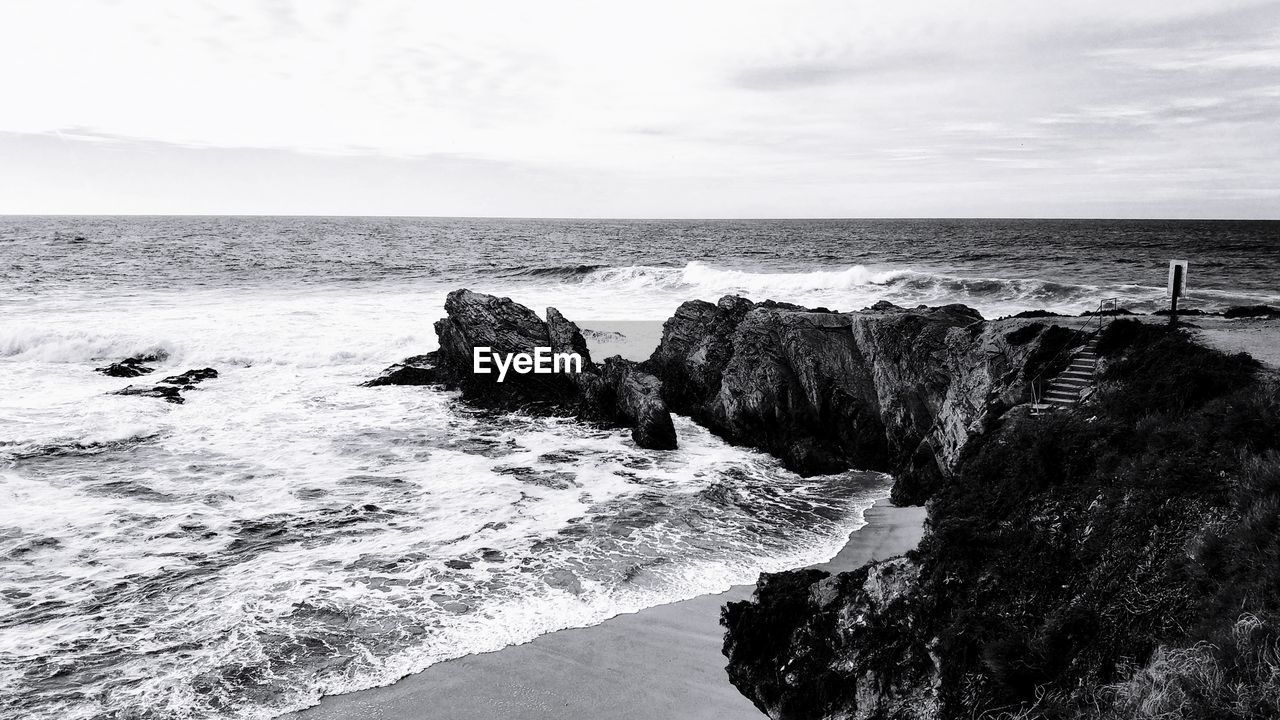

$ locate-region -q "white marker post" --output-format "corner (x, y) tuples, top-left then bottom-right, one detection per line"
(1167, 259), (1188, 325)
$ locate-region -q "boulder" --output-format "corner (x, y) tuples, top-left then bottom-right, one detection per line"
(601, 357), (677, 450)
(378, 289), (678, 450)
(363, 354), (441, 387)
(722, 558), (937, 720)
(643, 294), (754, 418)
(433, 289), (582, 408)
(113, 384), (185, 404)
(95, 352), (167, 378)
(110, 367), (219, 404)
(158, 368), (218, 386)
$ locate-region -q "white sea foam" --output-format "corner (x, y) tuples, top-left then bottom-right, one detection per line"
(478, 261), (1185, 319)
(10, 255), (1252, 720)
(3, 217), (1275, 719)
(0, 283), (887, 720)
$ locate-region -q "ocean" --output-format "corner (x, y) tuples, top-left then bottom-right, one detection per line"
(1, 216), (1277, 719)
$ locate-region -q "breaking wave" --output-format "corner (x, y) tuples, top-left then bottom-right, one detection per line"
(0, 328), (177, 363)
(492, 261), (1274, 316)
(503, 263), (613, 279)
(529, 261), (1133, 315)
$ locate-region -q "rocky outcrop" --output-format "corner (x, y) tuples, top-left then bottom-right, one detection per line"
(433, 290), (586, 408)
(95, 352), (167, 378)
(644, 295), (757, 417)
(394, 289), (677, 450)
(722, 558), (938, 720)
(112, 367), (218, 404)
(362, 354), (441, 387)
(600, 357), (677, 450)
(159, 368), (218, 387)
(114, 384), (185, 403)
(645, 296), (1068, 502)
(722, 322), (1280, 720)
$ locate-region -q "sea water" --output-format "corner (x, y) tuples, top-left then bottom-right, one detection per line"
(1, 217), (1276, 719)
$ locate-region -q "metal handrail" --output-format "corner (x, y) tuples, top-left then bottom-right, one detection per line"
(1029, 298), (1119, 408)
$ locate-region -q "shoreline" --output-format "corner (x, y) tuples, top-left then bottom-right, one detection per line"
(289, 498), (926, 720)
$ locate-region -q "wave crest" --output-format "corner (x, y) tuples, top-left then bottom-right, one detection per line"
(539, 261), (1113, 312)
(0, 328), (176, 363)
(504, 264), (612, 280)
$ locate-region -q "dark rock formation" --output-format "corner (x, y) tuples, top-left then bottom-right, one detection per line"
(363, 354), (441, 387)
(433, 290), (586, 408)
(111, 367), (218, 404)
(1223, 304), (1280, 318)
(644, 295), (755, 419)
(159, 368), (218, 387)
(722, 558), (937, 720)
(113, 384), (185, 403)
(95, 352), (167, 378)
(601, 357), (677, 450)
(644, 296), (1067, 500)
(721, 322), (1280, 720)
(391, 289), (677, 450)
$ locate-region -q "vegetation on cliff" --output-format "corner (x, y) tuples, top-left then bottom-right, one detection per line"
(917, 319), (1280, 717)
(723, 320), (1280, 719)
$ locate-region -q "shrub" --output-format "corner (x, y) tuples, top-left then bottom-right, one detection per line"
(912, 318), (1280, 716)
(1223, 305), (1280, 319)
(1104, 613), (1280, 720)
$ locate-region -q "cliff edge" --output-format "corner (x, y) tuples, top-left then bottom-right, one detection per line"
(721, 320), (1280, 720)
(645, 296), (1071, 503)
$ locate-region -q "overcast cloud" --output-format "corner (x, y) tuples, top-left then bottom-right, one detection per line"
(0, 0), (1277, 217)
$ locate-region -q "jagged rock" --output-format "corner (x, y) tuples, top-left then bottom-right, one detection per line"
(159, 368), (218, 386)
(722, 557), (938, 720)
(546, 307), (593, 363)
(363, 354), (441, 387)
(402, 289), (677, 449)
(113, 384), (185, 404)
(601, 357), (677, 450)
(95, 352), (167, 378)
(644, 294), (754, 417)
(724, 323), (1280, 720)
(111, 367), (219, 404)
(644, 296), (1066, 501)
(433, 289), (582, 408)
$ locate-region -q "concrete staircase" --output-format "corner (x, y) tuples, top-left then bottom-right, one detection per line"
(1032, 338), (1099, 413)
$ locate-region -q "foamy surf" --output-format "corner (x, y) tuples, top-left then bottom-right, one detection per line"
(1, 402), (888, 719)
(4, 216), (1276, 720)
(0, 279), (889, 720)
(486, 261), (1268, 319)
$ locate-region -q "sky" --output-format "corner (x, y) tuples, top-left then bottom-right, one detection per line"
(1, 0), (1278, 218)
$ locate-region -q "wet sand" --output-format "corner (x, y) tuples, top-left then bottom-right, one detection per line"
(289, 499), (926, 720)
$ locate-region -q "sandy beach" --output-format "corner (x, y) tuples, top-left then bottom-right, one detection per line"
(1002, 314), (1280, 371)
(289, 499), (926, 720)
(1188, 316), (1280, 369)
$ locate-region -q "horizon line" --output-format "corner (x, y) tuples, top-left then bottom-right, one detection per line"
(1, 213), (1278, 222)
